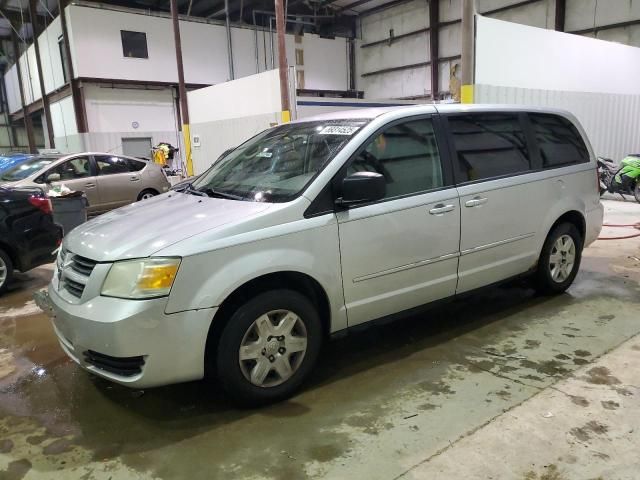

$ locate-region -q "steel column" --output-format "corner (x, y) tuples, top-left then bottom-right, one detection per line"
(58, 0), (88, 134)
(224, 0), (234, 80)
(429, 0), (439, 101)
(555, 0), (565, 31)
(275, 0), (290, 121)
(170, 0), (193, 176)
(460, 0), (475, 103)
(28, 0), (54, 148)
(11, 30), (36, 153)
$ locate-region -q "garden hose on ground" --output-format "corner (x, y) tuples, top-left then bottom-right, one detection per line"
(598, 223), (640, 240)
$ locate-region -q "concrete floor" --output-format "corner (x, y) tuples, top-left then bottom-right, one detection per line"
(0, 199), (639, 480)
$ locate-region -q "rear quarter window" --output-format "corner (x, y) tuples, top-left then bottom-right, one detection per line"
(529, 113), (589, 168)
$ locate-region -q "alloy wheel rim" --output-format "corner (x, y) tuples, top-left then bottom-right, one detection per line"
(238, 309), (308, 388)
(0, 256), (6, 287)
(141, 193), (154, 200)
(549, 234), (576, 283)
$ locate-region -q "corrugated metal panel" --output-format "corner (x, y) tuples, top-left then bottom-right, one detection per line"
(475, 84), (640, 160)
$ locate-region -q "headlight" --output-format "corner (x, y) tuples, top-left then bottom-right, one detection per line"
(101, 257), (181, 299)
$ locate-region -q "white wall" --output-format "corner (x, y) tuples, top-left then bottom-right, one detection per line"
(476, 16), (640, 95)
(65, 4), (349, 91)
(84, 85), (177, 133)
(474, 16), (640, 160)
(188, 69), (282, 124)
(187, 69), (282, 174)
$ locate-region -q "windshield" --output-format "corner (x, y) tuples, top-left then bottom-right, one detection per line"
(191, 120), (368, 202)
(0, 156), (59, 182)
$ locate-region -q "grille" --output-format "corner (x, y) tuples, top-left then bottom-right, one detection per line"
(64, 277), (85, 298)
(58, 250), (98, 299)
(70, 255), (98, 276)
(83, 350), (145, 377)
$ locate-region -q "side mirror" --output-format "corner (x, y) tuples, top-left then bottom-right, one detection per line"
(46, 172), (61, 183)
(337, 171), (386, 207)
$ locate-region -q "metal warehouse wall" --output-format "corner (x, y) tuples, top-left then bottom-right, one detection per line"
(356, 0), (640, 100)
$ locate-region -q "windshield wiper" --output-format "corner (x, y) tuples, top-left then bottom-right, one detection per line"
(199, 187), (245, 201)
(183, 183), (208, 197)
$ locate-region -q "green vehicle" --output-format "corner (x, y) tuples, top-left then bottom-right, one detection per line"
(598, 154), (640, 203)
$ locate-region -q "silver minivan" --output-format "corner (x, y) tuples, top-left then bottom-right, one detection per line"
(40, 105), (603, 405)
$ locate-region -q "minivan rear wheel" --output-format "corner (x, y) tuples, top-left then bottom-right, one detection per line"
(0, 248), (14, 295)
(216, 289), (322, 406)
(534, 223), (583, 295)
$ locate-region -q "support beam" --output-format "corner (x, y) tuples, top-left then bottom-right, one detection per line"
(29, 0), (54, 148)
(58, 0), (88, 133)
(429, 0), (439, 101)
(11, 29), (35, 153)
(555, 0), (565, 31)
(224, 0), (234, 80)
(275, 0), (290, 121)
(170, 0), (193, 176)
(568, 18), (640, 35)
(460, 0), (475, 104)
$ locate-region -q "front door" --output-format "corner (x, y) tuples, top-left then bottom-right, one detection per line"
(445, 112), (540, 293)
(44, 156), (100, 212)
(93, 155), (142, 211)
(336, 116), (460, 326)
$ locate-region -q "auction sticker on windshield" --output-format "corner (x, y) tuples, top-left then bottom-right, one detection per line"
(318, 125), (360, 135)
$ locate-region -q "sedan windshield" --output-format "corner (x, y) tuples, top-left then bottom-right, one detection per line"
(191, 120), (368, 202)
(0, 156), (60, 182)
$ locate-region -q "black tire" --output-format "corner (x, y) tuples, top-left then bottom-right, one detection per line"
(534, 223), (583, 295)
(215, 289), (323, 406)
(0, 248), (14, 295)
(634, 182), (640, 204)
(137, 189), (158, 201)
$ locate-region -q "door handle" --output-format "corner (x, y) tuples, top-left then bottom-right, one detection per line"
(84, 183), (96, 188)
(465, 197), (488, 208)
(429, 204), (455, 215)
(129, 176), (140, 182)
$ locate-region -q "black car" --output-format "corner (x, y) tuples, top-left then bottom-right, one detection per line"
(0, 186), (62, 294)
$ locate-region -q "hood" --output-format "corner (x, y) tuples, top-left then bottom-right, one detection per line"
(63, 192), (271, 261)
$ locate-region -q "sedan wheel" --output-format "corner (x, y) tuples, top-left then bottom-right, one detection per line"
(0, 249), (13, 295)
(239, 310), (308, 388)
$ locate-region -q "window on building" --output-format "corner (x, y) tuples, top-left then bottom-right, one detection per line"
(448, 113), (530, 182)
(58, 35), (69, 83)
(346, 118), (443, 199)
(121, 30), (148, 59)
(529, 113), (589, 168)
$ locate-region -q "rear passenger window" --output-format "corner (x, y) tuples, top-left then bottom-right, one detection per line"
(529, 114), (589, 168)
(347, 118), (443, 199)
(96, 156), (130, 175)
(127, 159), (146, 172)
(448, 113), (530, 182)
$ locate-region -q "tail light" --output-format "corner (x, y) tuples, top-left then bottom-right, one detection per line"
(29, 195), (53, 214)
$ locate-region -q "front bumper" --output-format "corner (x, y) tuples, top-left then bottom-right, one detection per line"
(44, 284), (217, 388)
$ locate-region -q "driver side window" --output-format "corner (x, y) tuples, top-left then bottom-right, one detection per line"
(347, 118), (443, 199)
(47, 157), (91, 181)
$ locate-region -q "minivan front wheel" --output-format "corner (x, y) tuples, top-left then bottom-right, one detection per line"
(534, 223), (583, 294)
(216, 289), (322, 406)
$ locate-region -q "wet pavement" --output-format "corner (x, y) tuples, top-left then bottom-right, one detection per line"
(0, 199), (639, 479)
